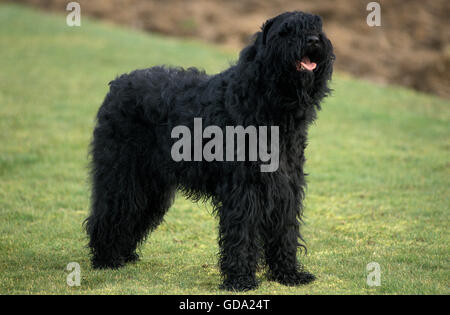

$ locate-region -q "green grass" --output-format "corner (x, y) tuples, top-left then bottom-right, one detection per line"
(0, 4), (449, 294)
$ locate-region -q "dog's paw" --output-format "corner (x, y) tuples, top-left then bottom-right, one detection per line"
(92, 252), (139, 269)
(270, 270), (316, 286)
(220, 276), (259, 292)
(123, 252), (140, 263)
(91, 257), (125, 269)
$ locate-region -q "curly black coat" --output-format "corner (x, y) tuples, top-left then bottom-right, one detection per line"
(85, 11), (334, 291)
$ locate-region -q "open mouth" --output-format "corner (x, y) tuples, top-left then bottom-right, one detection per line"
(295, 56), (317, 72)
(295, 45), (322, 72)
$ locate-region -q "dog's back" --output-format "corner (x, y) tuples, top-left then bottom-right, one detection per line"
(105, 66), (209, 119)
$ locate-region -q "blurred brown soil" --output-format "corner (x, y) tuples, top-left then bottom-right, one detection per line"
(8, 0), (450, 98)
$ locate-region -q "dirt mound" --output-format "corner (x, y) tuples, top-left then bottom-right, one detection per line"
(8, 0), (450, 98)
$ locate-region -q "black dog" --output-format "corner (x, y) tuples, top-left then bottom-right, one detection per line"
(85, 11), (334, 291)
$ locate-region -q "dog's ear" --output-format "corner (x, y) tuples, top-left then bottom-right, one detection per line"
(261, 18), (276, 45)
(238, 33), (260, 63)
(314, 15), (323, 29)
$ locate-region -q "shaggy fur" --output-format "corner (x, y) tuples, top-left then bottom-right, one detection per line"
(85, 11), (334, 291)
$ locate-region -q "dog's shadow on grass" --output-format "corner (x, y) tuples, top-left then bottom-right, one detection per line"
(59, 251), (309, 293)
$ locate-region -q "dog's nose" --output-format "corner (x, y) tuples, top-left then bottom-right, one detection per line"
(307, 35), (320, 46)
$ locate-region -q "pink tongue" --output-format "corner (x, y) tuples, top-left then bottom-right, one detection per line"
(300, 57), (317, 71)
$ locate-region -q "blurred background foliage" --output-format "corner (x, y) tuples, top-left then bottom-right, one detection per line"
(5, 0), (450, 98)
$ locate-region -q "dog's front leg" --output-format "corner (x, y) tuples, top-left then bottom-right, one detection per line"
(217, 185), (261, 291)
(264, 223), (316, 286)
(263, 179), (316, 286)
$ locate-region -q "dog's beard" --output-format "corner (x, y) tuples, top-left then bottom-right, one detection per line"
(295, 70), (315, 90)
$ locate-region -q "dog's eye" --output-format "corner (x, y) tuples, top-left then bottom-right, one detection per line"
(278, 23), (291, 37)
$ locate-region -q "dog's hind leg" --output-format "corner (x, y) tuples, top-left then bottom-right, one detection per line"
(85, 120), (175, 269)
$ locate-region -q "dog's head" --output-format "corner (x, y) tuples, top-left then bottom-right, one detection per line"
(240, 11), (334, 99)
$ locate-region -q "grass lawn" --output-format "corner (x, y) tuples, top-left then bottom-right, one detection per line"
(0, 4), (448, 294)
